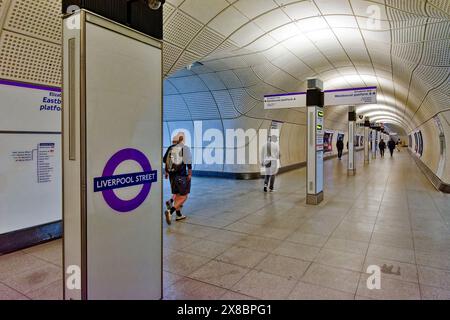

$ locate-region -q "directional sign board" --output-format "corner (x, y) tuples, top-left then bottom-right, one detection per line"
(325, 87), (377, 106)
(264, 87), (377, 109)
(264, 92), (307, 110)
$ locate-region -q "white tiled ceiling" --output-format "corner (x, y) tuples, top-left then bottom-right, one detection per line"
(0, 0), (448, 130)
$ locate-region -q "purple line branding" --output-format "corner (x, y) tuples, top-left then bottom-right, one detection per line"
(94, 148), (157, 213)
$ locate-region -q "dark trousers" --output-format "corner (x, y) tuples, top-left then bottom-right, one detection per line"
(264, 175), (275, 190)
(380, 149), (385, 157)
(389, 148), (394, 157)
(338, 149), (343, 159)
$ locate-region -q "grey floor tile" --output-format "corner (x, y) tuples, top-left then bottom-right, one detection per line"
(301, 263), (361, 294)
(288, 281), (355, 300)
(232, 270), (297, 300)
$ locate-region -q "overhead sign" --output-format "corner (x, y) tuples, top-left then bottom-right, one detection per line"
(264, 86), (377, 109)
(264, 92), (306, 109)
(325, 87), (377, 106)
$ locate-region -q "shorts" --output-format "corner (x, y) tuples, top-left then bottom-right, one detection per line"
(170, 175), (191, 196)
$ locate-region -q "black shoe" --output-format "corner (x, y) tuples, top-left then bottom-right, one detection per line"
(264, 186), (268, 193)
(164, 210), (172, 225)
(165, 200), (172, 211)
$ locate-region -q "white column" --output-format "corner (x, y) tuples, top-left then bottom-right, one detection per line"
(372, 129), (377, 159)
(348, 106), (356, 176)
(306, 83), (324, 205)
(364, 118), (370, 165)
(62, 10), (163, 300)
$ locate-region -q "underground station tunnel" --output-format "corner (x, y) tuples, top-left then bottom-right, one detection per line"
(0, 0), (449, 307)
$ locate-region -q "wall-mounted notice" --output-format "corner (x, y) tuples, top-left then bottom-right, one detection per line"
(10, 142), (57, 184)
(0, 79), (61, 132)
(0, 134), (61, 234)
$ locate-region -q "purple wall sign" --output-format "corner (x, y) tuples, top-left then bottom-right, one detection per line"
(94, 148), (158, 213)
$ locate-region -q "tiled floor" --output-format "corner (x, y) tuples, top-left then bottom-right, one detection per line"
(1, 150), (450, 300)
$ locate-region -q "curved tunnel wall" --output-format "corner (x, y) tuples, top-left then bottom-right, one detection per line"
(162, 66), (362, 176)
(408, 110), (450, 188)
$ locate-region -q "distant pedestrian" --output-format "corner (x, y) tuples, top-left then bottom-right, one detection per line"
(379, 139), (386, 158)
(388, 139), (396, 157)
(261, 135), (280, 193)
(336, 137), (344, 160)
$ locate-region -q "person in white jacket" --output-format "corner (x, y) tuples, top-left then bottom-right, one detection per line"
(261, 135), (280, 192)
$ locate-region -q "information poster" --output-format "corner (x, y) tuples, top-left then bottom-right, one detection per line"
(323, 132), (334, 153)
(0, 134), (61, 234)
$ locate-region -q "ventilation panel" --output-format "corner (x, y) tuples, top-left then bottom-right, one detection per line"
(220, 56), (250, 70)
(198, 73), (227, 91)
(163, 95), (192, 122)
(240, 53), (268, 67)
(163, 42), (183, 75)
(188, 27), (224, 57)
(386, 0), (428, 16)
(0, 0), (4, 17)
(414, 65), (449, 90)
(163, 79), (179, 95)
(423, 39), (450, 66)
(183, 91), (221, 120)
(252, 63), (279, 81)
(233, 68), (261, 87)
(211, 90), (240, 118)
(4, 0), (61, 44)
(216, 70), (242, 89)
(169, 75), (208, 93)
(428, 0), (450, 15)
(229, 88), (258, 114)
(163, 2), (176, 23)
(0, 30), (61, 86)
(164, 10), (203, 48)
(426, 3), (450, 19)
(202, 58), (231, 72)
(392, 43), (423, 65)
(212, 39), (239, 56)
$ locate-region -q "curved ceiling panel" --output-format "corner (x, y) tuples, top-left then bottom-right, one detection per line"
(162, 0), (450, 131)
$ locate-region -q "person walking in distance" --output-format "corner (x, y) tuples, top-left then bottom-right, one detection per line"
(164, 133), (192, 225)
(261, 134), (280, 193)
(388, 138), (396, 157)
(163, 135), (180, 213)
(379, 139), (386, 158)
(336, 136), (344, 160)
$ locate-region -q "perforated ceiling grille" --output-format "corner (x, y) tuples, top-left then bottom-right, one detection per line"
(0, 31), (61, 86)
(5, 0), (61, 44)
(188, 27), (225, 57)
(163, 2), (176, 23)
(164, 10), (203, 48)
(163, 42), (183, 75)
